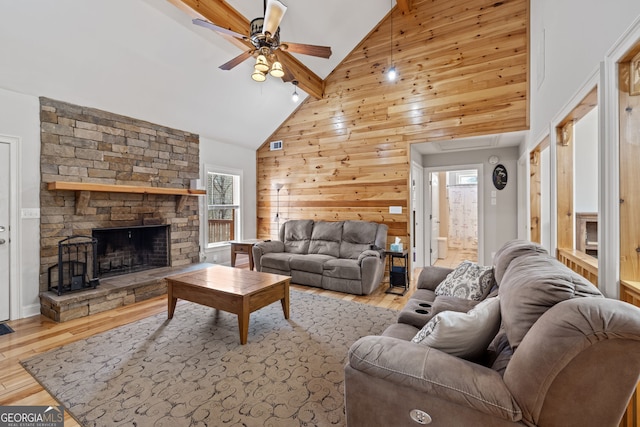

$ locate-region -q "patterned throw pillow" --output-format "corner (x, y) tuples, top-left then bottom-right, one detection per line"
(435, 260), (494, 301)
(411, 296), (501, 359)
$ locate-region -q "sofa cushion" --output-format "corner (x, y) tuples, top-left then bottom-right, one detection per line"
(493, 239), (548, 285)
(282, 220), (314, 254)
(435, 261), (494, 301)
(289, 254), (335, 274)
(498, 254), (603, 350)
(486, 329), (513, 376)
(260, 252), (293, 272)
(308, 221), (343, 257)
(339, 220), (378, 259)
(323, 258), (361, 280)
(411, 296), (501, 360)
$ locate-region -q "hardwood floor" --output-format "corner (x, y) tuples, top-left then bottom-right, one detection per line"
(0, 262), (421, 424)
(433, 246), (478, 268)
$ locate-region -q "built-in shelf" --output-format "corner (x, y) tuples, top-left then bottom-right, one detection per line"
(47, 181), (206, 214)
(576, 212), (598, 257)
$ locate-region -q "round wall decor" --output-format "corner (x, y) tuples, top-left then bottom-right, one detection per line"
(492, 164), (508, 190)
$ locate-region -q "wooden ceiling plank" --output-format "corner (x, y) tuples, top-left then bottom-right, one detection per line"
(396, 0), (412, 13)
(172, 0), (325, 99)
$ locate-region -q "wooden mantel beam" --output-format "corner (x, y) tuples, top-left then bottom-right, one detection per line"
(169, 0), (325, 99)
(396, 0), (412, 13)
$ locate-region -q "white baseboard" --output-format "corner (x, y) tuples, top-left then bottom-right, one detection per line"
(21, 303), (41, 319)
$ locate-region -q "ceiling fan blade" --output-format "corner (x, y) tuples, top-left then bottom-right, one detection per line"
(280, 42), (332, 59)
(219, 50), (254, 70)
(263, 0), (287, 36)
(192, 18), (248, 40)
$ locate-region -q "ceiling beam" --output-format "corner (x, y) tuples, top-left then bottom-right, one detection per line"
(169, 0), (325, 99)
(396, 0), (412, 13)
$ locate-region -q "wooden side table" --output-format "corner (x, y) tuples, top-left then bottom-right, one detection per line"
(229, 239), (263, 270)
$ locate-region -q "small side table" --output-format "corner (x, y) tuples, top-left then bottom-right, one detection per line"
(229, 239), (263, 270)
(385, 249), (409, 296)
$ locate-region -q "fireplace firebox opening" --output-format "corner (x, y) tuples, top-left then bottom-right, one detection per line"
(92, 224), (170, 278)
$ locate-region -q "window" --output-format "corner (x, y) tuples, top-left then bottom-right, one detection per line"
(206, 168), (241, 247)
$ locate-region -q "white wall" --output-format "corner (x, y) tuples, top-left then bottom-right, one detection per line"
(540, 146), (551, 252)
(574, 107), (599, 213)
(0, 88), (43, 318)
(530, 1), (640, 144)
(199, 138), (257, 266)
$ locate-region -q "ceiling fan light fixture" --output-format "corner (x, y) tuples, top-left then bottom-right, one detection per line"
(255, 54), (270, 73)
(270, 61), (284, 78)
(263, 0), (287, 36)
(251, 69), (267, 82)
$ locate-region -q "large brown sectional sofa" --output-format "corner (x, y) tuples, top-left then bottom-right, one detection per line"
(345, 239), (640, 426)
(252, 219), (388, 295)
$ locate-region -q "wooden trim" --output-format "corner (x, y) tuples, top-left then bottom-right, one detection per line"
(557, 86), (598, 129)
(556, 121), (574, 249)
(47, 181), (205, 196)
(529, 143), (541, 243)
(396, 0), (412, 13)
(556, 248), (598, 287)
(47, 181), (205, 214)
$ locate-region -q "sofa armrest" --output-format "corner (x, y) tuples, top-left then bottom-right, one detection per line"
(348, 336), (522, 421)
(357, 249), (382, 264)
(417, 266), (454, 291)
(252, 240), (285, 271)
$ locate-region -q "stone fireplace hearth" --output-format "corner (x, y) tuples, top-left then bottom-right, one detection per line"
(39, 97), (203, 322)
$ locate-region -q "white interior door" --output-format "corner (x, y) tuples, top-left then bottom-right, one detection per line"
(429, 173), (440, 265)
(0, 142), (10, 321)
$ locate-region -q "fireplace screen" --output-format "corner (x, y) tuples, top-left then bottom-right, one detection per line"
(48, 235), (99, 295)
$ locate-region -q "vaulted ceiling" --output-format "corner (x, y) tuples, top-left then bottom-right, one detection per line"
(0, 0), (395, 149)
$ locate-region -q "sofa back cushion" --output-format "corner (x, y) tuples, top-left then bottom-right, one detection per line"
(339, 221), (379, 259)
(308, 221), (343, 257)
(499, 253), (603, 350)
(280, 220), (314, 254)
(493, 239), (548, 285)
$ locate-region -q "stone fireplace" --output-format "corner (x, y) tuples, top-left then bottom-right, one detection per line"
(39, 97), (203, 321)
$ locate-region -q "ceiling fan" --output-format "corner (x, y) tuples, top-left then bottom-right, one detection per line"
(193, 0), (332, 83)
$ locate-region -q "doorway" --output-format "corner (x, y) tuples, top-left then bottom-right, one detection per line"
(0, 139), (11, 321)
(426, 168), (479, 268)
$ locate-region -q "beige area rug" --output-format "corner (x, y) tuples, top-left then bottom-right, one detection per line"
(21, 290), (397, 427)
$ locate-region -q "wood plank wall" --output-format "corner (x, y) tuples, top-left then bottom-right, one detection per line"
(529, 136), (549, 243)
(619, 61), (640, 283)
(556, 121), (574, 251)
(618, 47), (640, 427)
(256, 0), (529, 243)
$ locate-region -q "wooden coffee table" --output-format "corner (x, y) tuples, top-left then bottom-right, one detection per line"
(166, 265), (290, 344)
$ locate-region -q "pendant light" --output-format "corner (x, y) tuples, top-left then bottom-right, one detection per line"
(291, 81), (299, 102)
(387, 0), (397, 81)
